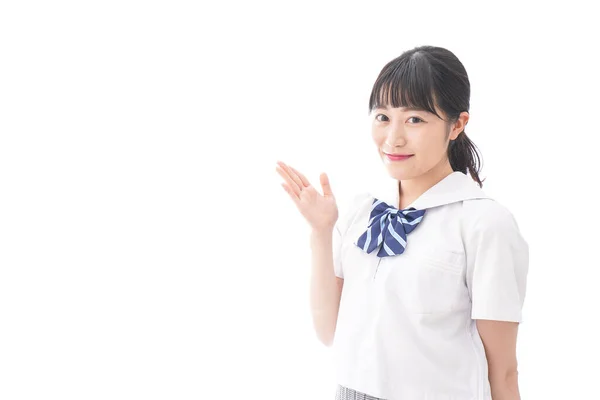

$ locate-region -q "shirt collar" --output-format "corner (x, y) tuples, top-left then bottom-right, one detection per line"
(371, 171), (490, 211)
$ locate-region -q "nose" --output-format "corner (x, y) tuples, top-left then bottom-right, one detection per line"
(385, 125), (408, 148)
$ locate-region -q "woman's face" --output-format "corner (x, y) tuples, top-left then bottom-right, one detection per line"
(371, 104), (468, 181)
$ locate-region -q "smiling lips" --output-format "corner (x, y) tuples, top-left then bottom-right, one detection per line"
(385, 153), (414, 161)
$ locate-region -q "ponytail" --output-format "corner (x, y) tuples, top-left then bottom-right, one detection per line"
(448, 130), (484, 187)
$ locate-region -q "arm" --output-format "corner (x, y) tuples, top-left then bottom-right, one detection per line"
(309, 228), (343, 347)
(476, 319), (521, 400)
(463, 202), (529, 399)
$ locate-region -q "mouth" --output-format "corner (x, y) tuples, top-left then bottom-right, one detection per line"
(384, 152), (414, 161)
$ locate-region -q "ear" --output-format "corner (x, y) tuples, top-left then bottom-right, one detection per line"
(449, 112), (470, 140)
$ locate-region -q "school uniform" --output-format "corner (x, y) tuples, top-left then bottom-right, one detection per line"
(331, 171), (529, 400)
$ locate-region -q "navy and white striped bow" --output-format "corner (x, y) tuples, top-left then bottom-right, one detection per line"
(354, 198), (426, 257)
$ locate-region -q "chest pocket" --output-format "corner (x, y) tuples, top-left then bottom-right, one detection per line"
(384, 249), (466, 314)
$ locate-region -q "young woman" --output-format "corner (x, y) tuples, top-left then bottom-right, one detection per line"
(276, 45), (529, 400)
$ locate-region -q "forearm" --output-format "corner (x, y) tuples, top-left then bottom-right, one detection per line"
(309, 228), (341, 347)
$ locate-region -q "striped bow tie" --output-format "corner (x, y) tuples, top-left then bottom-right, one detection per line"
(354, 198), (426, 257)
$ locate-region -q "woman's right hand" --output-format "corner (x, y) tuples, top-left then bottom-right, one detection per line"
(276, 160), (338, 232)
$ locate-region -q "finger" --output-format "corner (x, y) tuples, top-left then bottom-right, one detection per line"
(320, 172), (333, 197)
(288, 165), (310, 188)
(281, 182), (301, 204)
(276, 165), (302, 196)
(277, 161), (304, 192)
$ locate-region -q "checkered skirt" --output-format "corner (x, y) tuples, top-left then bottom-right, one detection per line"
(335, 384), (386, 400)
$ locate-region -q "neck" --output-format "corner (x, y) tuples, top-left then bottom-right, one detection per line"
(398, 161), (454, 209)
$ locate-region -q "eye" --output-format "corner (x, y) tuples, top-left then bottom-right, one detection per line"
(407, 116), (424, 124)
(375, 114), (389, 122)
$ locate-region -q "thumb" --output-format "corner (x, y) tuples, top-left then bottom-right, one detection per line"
(320, 172), (333, 197)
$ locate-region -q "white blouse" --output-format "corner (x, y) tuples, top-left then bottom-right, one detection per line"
(331, 171), (529, 400)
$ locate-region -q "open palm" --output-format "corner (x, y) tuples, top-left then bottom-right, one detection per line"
(276, 160), (338, 232)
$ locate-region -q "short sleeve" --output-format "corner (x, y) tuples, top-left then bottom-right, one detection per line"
(465, 203), (529, 323)
(332, 192), (371, 279)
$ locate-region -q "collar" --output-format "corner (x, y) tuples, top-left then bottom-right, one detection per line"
(371, 171), (490, 210)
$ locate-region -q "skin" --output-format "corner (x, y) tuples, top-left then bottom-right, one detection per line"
(372, 103), (521, 398)
(371, 104), (465, 209)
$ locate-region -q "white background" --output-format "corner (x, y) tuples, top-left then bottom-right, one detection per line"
(1, 1), (598, 399)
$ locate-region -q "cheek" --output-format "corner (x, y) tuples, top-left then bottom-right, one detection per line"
(371, 130), (385, 147)
(417, 136), (447, 160)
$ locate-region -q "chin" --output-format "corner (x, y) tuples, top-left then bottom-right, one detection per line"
(384, 166), (418, 181)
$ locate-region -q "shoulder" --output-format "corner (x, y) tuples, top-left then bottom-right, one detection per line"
(462, 197), (519, 225)
(460, 198), (528, 253)
(460, 198), (524, 238)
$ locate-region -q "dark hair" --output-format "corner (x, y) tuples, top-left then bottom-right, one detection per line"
(368, 45), (484, 187)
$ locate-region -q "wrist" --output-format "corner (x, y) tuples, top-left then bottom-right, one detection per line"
(311, 226), (334, 238)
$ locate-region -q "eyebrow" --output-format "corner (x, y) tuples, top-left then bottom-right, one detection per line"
(374, 105), (428, 112)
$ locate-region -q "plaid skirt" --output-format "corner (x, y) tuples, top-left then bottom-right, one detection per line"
(335, 384), (386, 400)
